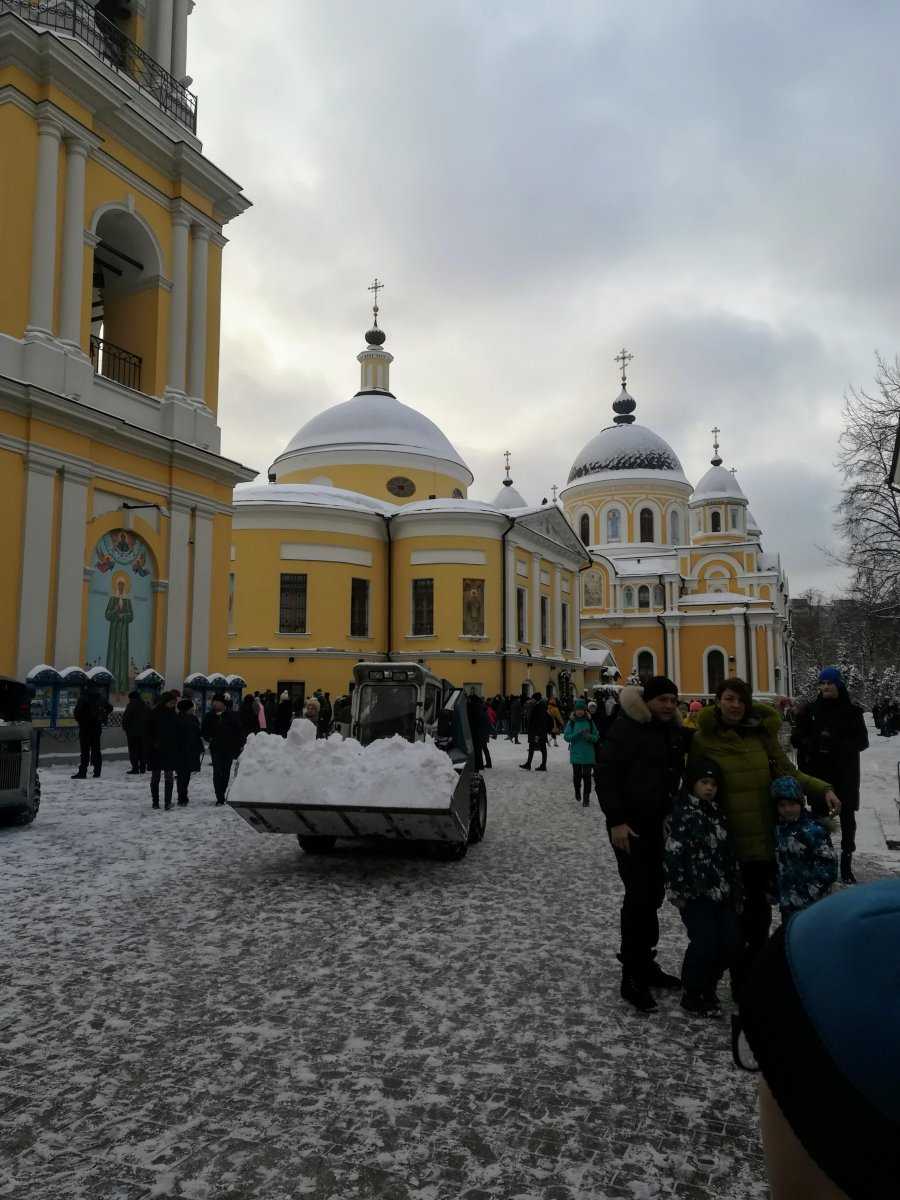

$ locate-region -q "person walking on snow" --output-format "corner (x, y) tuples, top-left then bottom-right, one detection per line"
(507, 695), (522, 744)
(791, 666), (868, 884)
(145, 690), (179, 810)
(201, 691), (246, 805)
(564, 697), (599, 806)
(547, 697), (563, 747)
(122, 689), (148, 774)
(595, 676), (689, 1012)
(664, 757), (742, 1015)
(520, 695), (553, 771)
(71, 687), (112, 780)
(174, 697), (204, 806)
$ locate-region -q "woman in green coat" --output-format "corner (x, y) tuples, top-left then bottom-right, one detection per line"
(688, 678), (840, 989)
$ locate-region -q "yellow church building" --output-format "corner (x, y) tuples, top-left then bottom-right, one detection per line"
(0, 3), (792, 706)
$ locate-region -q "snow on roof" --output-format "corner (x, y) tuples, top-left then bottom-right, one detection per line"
(398, 498), (510, 518)
(611, 555), (680, 577)
(747, 510), (762, 532)
(234, 482), (394, 516)
(691, 464), (747, 504)
(568, 423), (689, 485)
(492, 482), (528, 510)
(679, 591), (761, 605)
(275, 391), (472, 480)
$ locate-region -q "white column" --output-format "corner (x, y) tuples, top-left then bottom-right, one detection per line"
(154, 0), (174, 72)
(505, 542), (517, 650)
(164, 503), (191, 688)
(16, 457), (58, 677)
(189, 509), (213, 673)
(553, 566), (562, 651)
(749, 619), (759, 691)
(531, 553), (541, 654)
(733, 614), (747, 680)
(671, 621), (682, 690)
(58, 138), (89, 348)
(165, 209), (191, 398)
(53, 467), (91, 666)
(26, 118), (63, 340)
(766, 623), (777, 694)
(188, 224), (210, 402)
(171, 0), (190, 80)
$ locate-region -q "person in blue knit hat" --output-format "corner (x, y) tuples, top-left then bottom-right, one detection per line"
(792, 666), (868, 883)
(739, 881), (900, 1198)
(771, 775), (837, 921)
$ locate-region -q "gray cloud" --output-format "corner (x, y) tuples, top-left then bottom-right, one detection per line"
(197, 1), (899, 593)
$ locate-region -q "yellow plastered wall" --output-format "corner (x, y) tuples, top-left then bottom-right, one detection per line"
(614, 626), (666, 678)
(678, 624), (737, 694)
(0, 102), (38, 337)
(221, 654), (362, 699)
(101, 285), (167, 395)
(207, 514), (232, 672)
(278, 463), (467, 503)
(230, 526), (388, 654)
(0, 449), (26, 674)
(392, 534), (501, 654)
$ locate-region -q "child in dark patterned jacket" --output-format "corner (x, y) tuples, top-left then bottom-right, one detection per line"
(664, 758), (742, 1017)
(771, 775), (837, 921)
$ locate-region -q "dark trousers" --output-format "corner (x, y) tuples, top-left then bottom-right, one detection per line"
(151, 769), (174, 807)
(612, 826), (665, 979)
(735, 861), (774, 992)
(78, 726), (102, 775)
(524, 739), (547, 768)
(126, 734), (146, 773)
(840, 805), (857, 855)
(176, 770), (191, 804)
(572, 763), (592, 799)
(212, 752), (234, 803)
(680, 898), (741, 996)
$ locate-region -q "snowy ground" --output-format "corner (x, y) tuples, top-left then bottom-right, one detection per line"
(2, 724), (897, 1200)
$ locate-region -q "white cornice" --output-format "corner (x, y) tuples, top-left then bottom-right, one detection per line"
(273, 446), (473, 488)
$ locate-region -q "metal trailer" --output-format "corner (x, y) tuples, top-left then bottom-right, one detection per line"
(0, 676), (41, 827)
(227, 662), (487, 860)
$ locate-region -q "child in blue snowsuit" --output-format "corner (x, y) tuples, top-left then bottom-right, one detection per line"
(563, 697), (599, 807)
(665, 758), (742, 1015)
(772, 775), (838, 922)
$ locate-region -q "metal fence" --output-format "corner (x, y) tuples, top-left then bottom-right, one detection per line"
(90, 334), (142, 392)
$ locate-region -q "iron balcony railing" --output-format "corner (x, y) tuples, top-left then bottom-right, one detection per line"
(1, 0), (198, 133)
(90, 333), (142, 391)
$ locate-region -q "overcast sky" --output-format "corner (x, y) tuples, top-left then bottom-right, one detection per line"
(190, 1), (900, 594)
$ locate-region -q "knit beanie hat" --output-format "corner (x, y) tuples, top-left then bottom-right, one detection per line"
(739, 881), (900, 1198)
(686, 757), (724, 791)
(176, 697), (194, 713)
(642, 675), (678, 702)
(771, 775), (804, 803)
(819, 666), (843, 686)
(573, 697), (587, 712)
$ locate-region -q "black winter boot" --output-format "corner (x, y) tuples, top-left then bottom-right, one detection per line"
(646, 962), (682, 990)
(620, 972), (657, 1013)
(841, 852), (857, 885)
(681, 991), (718, 1017)
(71, 771), (87, 779)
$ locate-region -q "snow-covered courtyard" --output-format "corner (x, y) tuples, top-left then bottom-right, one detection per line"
(2, 725), (897, 1200)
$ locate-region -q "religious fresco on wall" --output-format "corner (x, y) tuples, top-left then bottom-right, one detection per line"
(583, 571), (604, 607)
(462, 578), (485, 637)
(85, 529), (154, 696)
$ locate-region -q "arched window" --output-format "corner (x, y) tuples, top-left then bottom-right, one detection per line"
(622, 586), (634, 608)
(638, 585), (650, 609)
(706, 649), (726, 693)
(711, 510), (722, 533)
(653, 583), (666, 609)
(607, 509), (621, 542)
(637, 650), (655, 682)
(669, 510), (680, 544)
(640, 508), (654, 543)
(579, 513), (590, 545)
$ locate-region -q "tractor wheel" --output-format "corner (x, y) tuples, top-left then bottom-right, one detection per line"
(467, 776), (487, 844)
(297, 835), (337, 854)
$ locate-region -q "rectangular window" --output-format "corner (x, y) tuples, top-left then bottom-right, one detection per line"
(350, 577), (370, 637)
(227, 572), (235, 635)
(412, 578), (434, 636)
(516, 587), (527, 643)
(561, 601), (569, 650)
(540, 595), (550, 645)
(279, 573), (307, 634)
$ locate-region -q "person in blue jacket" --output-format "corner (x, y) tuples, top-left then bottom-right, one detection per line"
(563, 696), (599, 806)
(772, 775), (837, 921)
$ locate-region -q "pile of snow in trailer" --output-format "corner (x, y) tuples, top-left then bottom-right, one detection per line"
(229, 719), (461, 810)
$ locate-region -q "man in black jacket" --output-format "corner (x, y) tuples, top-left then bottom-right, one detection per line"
(201, 692), (245, 805)
(520, 695), (553, 771)
(596, 676), (689, 1012)
(792, 666), (869, 884)
(72, 688), (112, 779)
(122, 690), (148, 774)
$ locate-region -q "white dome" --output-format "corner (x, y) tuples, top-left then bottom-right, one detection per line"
(691, 464), (747, 504)
(568, 423), (688, 484)
(492, 481), (528, 509)
(273, 390), (472, 482)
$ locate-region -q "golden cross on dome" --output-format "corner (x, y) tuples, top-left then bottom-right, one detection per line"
(711, 426), (721, 456)
(614, 347), (634, 388)
(504, 449), (511, 481)
(551, 484), (558, 502)
(368, 277), (383, 326)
